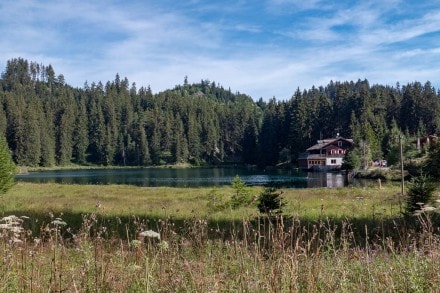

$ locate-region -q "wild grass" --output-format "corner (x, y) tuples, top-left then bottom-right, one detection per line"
(3, 182), (403, 220)
(0, 182), (439, 292)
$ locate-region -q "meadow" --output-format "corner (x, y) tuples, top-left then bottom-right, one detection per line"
(0, 182), (439, 292)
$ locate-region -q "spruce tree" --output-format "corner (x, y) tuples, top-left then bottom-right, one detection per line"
(0, 136), (16, 194)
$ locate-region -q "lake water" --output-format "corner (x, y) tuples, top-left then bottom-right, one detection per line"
(15, 167), (373, 188)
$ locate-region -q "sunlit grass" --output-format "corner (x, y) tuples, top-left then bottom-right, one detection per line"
(2, 182), (403, 221)
(0, 182), (439, 291)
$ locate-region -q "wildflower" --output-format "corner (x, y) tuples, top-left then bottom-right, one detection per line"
(139, 230), (161, 240)
(422, 206), (436, 212)
(12, 238), (23, 244)
(158, 240), (169, 250)
(127, 264), (142, 272)
(9, 226), (23, 233)
(51, 218), (67, 226)
(1, 215), (23, 225)
(130, 239), (142, 249)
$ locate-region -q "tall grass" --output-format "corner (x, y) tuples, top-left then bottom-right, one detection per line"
(0, 182), (438, 291)
(0, 211), (438, 292)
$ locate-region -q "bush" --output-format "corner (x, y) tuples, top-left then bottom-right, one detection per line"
(257, 187), (285, 215)
(0, 137), (16, 194)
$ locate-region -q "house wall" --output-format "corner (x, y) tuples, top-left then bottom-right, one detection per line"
(325, 145), (346, 156)
(326, 157), (343, 166)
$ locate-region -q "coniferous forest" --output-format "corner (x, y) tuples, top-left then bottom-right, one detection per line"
(1, 58), (439, 168)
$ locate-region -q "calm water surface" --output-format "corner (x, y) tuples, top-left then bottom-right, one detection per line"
(16, 167), (372, 188)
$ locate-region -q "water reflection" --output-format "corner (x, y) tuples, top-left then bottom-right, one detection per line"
(16, 168), (370, 188)
(307, 172), (345, 188)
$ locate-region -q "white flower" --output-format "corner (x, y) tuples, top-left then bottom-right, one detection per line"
(139, 230), (161, 240)
(9, 226), (23, 233)
(51, 219), (67, 226)
(1, 215), (22, 224)
(12, 238), (23, 244)
(422, 206), (436, 212)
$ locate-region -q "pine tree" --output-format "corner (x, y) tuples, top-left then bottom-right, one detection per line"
(22, 101), (41, 166)
(0, 106), (6, 138)
(0, 136), (16, 194)
(137, 122), (151, 166)
(187, 111), (202, 163)
(72, 98), (89, 164)
(257, 187), (285, 215)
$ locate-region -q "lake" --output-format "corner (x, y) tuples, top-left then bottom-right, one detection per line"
(15, 167), (373, 188)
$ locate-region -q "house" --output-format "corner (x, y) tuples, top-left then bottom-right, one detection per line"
(298, 136), (354, 171)
(413, 135), (437, 150)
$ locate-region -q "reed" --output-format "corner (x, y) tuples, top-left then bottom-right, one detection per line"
(0, 182), (438, 291)
(0, 211), (438, 291)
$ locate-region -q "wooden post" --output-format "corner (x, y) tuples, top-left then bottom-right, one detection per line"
(399, 135), (404, 214)
(399, 135), (404, 196)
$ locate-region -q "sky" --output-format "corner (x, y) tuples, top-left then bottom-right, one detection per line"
(1, 0), (440, 100)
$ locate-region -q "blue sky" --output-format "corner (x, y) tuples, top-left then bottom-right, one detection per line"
(1, 0), (440, 100)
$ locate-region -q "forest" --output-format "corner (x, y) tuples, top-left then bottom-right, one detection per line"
(1, 57), (439, 168)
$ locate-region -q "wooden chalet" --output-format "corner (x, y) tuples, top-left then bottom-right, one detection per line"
(413, 135), (437, 150)
(298, 136), (354, 171)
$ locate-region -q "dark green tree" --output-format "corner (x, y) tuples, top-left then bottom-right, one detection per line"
(137, 122), (151, 166)
(257, 187), (285, 215)
(405, 172), (436, 214)
(22, 101), (41, 166)
(72, 98), (89, 164)
(0, 106), (6, 138)
(425, 141), (440, 180)
(55, 90), (75, 165)
(0, 136), (16, 194)
(341, 148), (361, 171)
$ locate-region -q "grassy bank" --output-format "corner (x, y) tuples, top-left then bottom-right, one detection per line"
(3, 182), (403, 219)
(0, 183), (439, 291)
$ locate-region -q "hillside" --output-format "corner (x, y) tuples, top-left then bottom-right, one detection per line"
(1, 58), (439, 168)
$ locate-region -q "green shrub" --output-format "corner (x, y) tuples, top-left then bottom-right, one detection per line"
(257, 187), (285, 215)
(230, 175), (252, 209)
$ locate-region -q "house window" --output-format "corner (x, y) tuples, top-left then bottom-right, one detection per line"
(331, 159), (336, 164)
(338, 141), (342, 147)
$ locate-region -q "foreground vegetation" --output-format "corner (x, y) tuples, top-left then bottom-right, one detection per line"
(1, 183), (439, 291)
(3, 182), (404, 220)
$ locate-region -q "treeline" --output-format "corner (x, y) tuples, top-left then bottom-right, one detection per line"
(1, 58), (439, 168)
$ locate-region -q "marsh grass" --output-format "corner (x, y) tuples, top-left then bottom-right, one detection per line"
(0, 212), (438, 292)
(0, 183), (439, 291)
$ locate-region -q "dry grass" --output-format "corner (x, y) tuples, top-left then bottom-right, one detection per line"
(0, 213), (438, 292)
(0, 182), (438, 291)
